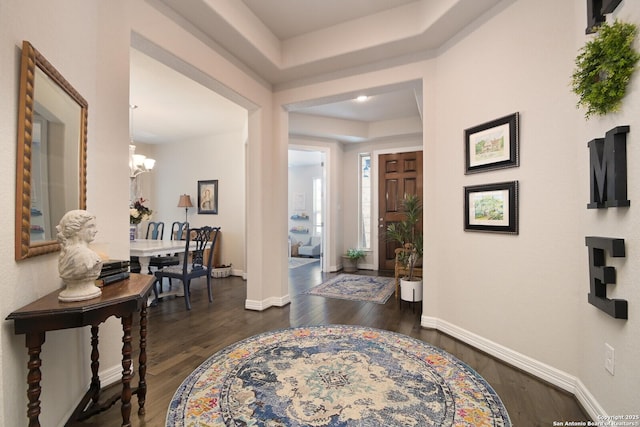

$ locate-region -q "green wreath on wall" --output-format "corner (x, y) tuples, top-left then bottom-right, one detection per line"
(571, 20), (640, 119)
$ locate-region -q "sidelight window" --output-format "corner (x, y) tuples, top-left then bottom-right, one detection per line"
(359, 154), (371, 249)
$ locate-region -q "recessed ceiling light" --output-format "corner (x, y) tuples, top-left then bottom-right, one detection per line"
(355, 95), (369, 102)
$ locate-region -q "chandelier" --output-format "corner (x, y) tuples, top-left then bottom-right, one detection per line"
(128, 105), (155, 178)
(129, 144), (155, 178)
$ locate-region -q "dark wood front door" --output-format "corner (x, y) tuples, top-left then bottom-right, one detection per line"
(378, 151), (423, 271)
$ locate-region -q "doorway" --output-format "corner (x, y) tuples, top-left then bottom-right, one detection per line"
(130, 39), (251, 277)
(377, 151), (423, 272)
(288, 148), (327, 272)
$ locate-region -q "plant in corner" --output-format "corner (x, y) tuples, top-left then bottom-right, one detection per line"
(385, 194), (423, 282)
(343, 248), (366, 272)
(571, 20), (640, 119)
(346, 248), (365, 262)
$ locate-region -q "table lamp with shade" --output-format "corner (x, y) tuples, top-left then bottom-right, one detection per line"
(177, 194), (193, 223)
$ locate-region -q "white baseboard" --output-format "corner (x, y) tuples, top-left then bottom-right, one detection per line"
(421, 315), (605, 420)
(574, 378), (607, 419)
(59, 364), (133, 427)
(99, 364), (127, 387)
(245, 294), (291, 311)
(230, 268), (244, 278)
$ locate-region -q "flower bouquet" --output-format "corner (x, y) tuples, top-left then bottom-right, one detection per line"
(130, 198), (152, 224)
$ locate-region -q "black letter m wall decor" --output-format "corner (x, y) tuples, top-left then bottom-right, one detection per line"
(587, 126), (630, 209)
(585, 236), (627, 319)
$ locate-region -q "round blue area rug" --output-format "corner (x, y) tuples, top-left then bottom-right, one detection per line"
(166, 325), (511, 426)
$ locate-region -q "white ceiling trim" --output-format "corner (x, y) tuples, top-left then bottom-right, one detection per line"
(133, 1), (504, 147)
(289, 113), (422, 144)
(154, 0), (502, 86)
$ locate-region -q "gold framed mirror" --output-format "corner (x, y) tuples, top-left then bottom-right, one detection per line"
(15, 41), (87, 260)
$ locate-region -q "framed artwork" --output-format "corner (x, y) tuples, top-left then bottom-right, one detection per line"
(198, 180), (218, 214)
(464, 181), (519, 234)
(465, 112), (519, 174)
(294, 192), (306, 210)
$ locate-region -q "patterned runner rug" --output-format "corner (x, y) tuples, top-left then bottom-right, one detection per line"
(167, 325), (511, 426)
(304, 274), (395, 304)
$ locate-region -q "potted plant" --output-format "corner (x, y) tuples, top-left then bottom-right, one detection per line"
(385, 194), (423, 301)
(342, 248), (365, 273)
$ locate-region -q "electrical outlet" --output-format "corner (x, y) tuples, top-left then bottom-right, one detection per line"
(605, 343), (615, 375)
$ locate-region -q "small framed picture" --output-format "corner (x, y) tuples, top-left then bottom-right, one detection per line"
(294, 192), (306, 210)
(464, 181), (519, 234)
(198, 180), (218, 214)
(465, 112), (519, 174)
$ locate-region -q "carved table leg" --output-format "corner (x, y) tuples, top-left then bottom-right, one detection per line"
(137, 303), (147, 415)
(89, 326), (101, 403)
(26, 332), (45, 427)
(121, 314), (133, 427)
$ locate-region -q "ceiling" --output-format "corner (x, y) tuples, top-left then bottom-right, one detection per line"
(132, 0), (503, 146)
(241, 0), (417, 40)
(130, 47), (247, 144)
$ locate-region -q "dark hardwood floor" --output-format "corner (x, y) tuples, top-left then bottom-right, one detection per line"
(71, 261), (589, 426)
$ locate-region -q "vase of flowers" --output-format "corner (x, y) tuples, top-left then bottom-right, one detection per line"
(130, 198), (152, 240)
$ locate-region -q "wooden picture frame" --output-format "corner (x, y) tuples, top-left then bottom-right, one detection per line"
(198, 180), (218, 214)
(15, 41), (88, 260)
(464, 181), (519, 234)
(465, 113), (519, 174)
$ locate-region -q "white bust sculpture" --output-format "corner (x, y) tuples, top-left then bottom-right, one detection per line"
(57, 210), (103, 302)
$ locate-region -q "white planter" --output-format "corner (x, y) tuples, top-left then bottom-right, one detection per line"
(400, 278), (423, 302)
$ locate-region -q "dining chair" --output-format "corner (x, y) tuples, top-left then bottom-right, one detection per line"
(149, 221), (189, 289)
(171, 221), (189, 240)
(145, 221), (174, 273)
(153, 226), (221, 310)
(145, 221), (164, 240)
(131, 221), (164, 273)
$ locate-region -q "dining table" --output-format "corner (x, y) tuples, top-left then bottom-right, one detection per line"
(129, 239), (191, 274)
(130, 239), (210, 302)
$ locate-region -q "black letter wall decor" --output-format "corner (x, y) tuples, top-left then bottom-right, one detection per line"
(585, 236), (627, 319)
(586, 0), (605, 34)
(587, 126), (630, 209)
(586, 0), (623, 34)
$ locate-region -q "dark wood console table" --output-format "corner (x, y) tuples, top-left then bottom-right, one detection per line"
(6, 273), (154, 427)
